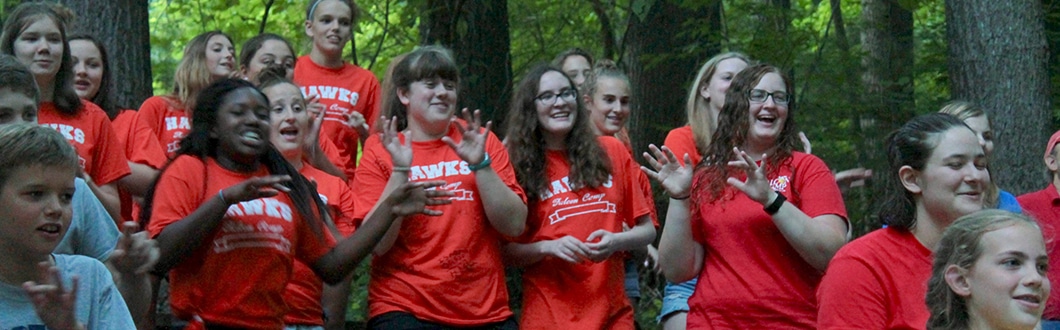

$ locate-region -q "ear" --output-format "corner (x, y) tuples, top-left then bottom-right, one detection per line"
(582, 92), (592, 105)
(304, 20), (313, 38)
(945, 264), (972, 297)
(397, 87), (411, 107)
(898, 165), (922, 194)
(699, 82), (711, 101)
(1046, 152), (1060, 173)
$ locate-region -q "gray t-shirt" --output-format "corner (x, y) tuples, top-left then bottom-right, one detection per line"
(0, 254), (134, 329)
(53, 178), (119, 260)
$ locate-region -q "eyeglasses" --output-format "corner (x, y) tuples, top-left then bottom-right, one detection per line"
(748, 89), (790, 105)
(535, 89), (577, 106)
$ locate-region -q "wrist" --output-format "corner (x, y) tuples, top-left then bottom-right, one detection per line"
(217, 189), (231, 205)
(468, 152), (492, 172)
(763, 191), (786, 215)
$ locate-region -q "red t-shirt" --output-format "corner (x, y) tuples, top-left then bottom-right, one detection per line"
(283, 164), (355, 326)
(352, 124), (525, 326)
(146, 156), (335, 328)
(687, 152), (846, 329)
(1017, 187), (1060, 320)
(112, 109), (168, 222)
(293, 56), (381, 180)
(663, 125), (702, 165)
(816, 228), (932, 329)
(37, 101), (130, 186)
(137, 95), (189, 159)
(517, 137), (651, 329)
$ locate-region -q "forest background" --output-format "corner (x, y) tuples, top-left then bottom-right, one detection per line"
(2, 0), (1059, 328)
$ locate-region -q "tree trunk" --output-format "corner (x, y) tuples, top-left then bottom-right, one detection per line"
(946, 0), (1050, 194)
(419, 0), (512, 129)
(860, 0), (914, 138)
(623, 0), (722, 162)
(59, 0), (153, 109)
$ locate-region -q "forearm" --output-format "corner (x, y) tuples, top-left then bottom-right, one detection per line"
(614, 216), (656, 252)
(90, 181), (123, 223)
(769, 199), (847, 271)
(307, 147), (348, 181)
(106, 262), (152, 328)
(658, 198), (702, 283)
(119, 163), (159, 197)
(475, 168), (526, 237)
(314, 196), (401, 283)
(502, 241), (549, 268)
(153, 194), (228, 272)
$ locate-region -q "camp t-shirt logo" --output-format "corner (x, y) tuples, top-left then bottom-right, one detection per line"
(770, 175), (790, 193)
(214, 198), (294, 254)
(539, 175), (616, 225)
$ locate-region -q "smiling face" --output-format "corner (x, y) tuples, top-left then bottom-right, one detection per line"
(12, 17), (62, 87)
(958, 222), (1049, 330)
(212, 87), (270, 166)
(243, 39), (295, 84)
(204, 35), (235, 80)
(400, 77), (457, 133)
(963, 115), (995, 157)
(585, 76), (630, 137)
(905, 127), (989, 226)
(69, 39), (103, 100)
(0, 164), (75, 262)
(535, 70), (578, 148)
(701, 57), (748, 117)
(744, 72), (788, 150)
(264, 82), (309, 160)
(305, 0), (352, 57)
(561, 55), (592, 88)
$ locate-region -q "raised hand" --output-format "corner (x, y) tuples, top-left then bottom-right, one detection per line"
(220, 175), (292, 204)
(108, 222), (160, 276)
(799, 131), (812, 154)
(346, 111), (369, 137)
(441, 109), (490, 166)
(641, 144), (694, 199)
(380, 116), (412, 168)
(586, 230), (626, 263)
(23, 262), (83, 330)
(541, 236), (592, 264)
(302, 94), (326, 157)
(386, 180), (454, 216)
(725, 147), (772, 205)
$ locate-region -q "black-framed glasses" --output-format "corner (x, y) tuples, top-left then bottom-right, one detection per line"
(535, 89), (577, 105)
(748, 89), (790, 105)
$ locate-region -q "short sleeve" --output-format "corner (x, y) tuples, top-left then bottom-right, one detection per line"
(816, 252), (890, 329)
(334, 181), (358, 236)
(351, 134), (391, 223)
(146, 156), (206, 237)
(485, 130), (527, 204)
(792, 154), (847, 220)
(87, 110), (131, 186)
(295, 215), (338, 265)
(124, 110), (168, 169)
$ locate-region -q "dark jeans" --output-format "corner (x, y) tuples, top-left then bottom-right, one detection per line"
(368, 312), (518, 330)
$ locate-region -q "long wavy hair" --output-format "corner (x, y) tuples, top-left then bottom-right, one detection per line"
(0, 2), (82, 116)
(877, 113), (971, 229)
(693, 63), (798, 204)
(140, 78), (328, 240)
(506, 64), (610, 201)
(926, 210), (1043, 330)
(378, 46), (460, 132)
(170, 31), (232, 112)
(68, 34), (119, 119)
(686, 52), (751, 158)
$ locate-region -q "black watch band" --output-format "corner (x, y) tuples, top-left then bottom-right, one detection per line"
(764, 191), (786, 215)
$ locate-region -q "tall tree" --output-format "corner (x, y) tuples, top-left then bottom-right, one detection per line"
(419, 0), (512, 127)
(623, 0), (722, 161)
(59, 0), (152, 108)
(859, 0), (913, 179)
(946, 0), (1050, 193)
